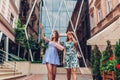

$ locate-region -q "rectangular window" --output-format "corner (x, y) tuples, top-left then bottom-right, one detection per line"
(98, 8), (102, 22)
(91, 13), (95, 29)
(10, 13), (14, 26)
(107, 0), (112, 13)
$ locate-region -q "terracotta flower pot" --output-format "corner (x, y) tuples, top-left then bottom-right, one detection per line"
(102, 71), (115, 80)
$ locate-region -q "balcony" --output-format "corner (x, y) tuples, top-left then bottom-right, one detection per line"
(19, 0), (30, 23)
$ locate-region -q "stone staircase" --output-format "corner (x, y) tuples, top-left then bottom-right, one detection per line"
(0, 64), (25, 80)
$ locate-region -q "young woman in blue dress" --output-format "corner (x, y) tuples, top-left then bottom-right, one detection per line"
(39, 24), (64, 80)
(63, 31), (79, 80)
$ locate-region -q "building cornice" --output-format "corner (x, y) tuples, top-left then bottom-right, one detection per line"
(91, 14), (120, 37)
(0, 13), (14, 36)
(91, 3), (120, 36)
(10, 0), (19, 14)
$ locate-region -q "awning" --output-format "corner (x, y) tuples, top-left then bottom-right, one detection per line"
(87, 17), (120, 45)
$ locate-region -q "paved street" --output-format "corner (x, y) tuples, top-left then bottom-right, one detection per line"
(16, 74), (92, 80)
(15, 67), (93, 80)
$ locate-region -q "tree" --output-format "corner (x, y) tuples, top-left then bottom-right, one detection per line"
(100, 40), (116, 80)
(105, 40), (113, 57)
(91, 45), (101, 80)
(15, 19), (25, 57)
(15, 19), (40, 61)
(114, 39), (120, 79)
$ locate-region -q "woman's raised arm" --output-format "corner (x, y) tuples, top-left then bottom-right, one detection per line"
(39, 24), (50, 42)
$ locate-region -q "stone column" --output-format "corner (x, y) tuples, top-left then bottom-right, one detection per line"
(4, 37), (9, 61)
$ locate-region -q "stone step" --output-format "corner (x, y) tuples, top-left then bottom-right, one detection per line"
(0, 67), (10, 69)
(0, 72), (22, 76)
(0, 64), (3, 67)
(0, 64), (9, 69)
(79, 67), (92, 74)
(0, 68), (15, 72)
(0, 74), (25, 80)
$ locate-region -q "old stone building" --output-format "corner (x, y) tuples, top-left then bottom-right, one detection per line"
(88, 0), (120, 51)
(19, 0), (41, 41)
(0, 0), (20, 60)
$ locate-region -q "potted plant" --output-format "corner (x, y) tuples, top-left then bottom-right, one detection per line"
(100, 40), (116, 80)
(91, 45), (102, 80)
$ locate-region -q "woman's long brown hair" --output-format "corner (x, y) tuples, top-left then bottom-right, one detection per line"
(51, 30), (60, 42)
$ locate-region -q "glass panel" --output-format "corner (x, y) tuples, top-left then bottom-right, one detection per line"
(41, 0), (77, 42)
(44, 0), (52, 11)
(52, 0), (60, 11)
(60, 12), (67, 27)
(66, 1), (74, 11)
(60, 28), (67, 33)
(42, 11), (46, 26)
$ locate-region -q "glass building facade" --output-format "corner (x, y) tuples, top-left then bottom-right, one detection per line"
(40, 0), (77, 42)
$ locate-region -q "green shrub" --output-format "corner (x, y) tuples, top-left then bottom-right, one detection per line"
(91, 45), (101, 80)
(114, 39), (120, 79)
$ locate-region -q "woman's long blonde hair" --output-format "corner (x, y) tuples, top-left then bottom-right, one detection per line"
(66, 31), (78, 50)
(66, 31), (76, 42)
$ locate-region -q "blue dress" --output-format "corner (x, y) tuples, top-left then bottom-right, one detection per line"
(42, 41), (60, 65)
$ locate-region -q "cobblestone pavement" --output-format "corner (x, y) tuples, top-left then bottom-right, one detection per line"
(16, 74), (93, 80)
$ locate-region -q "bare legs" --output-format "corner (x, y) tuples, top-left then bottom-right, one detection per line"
(72, 68), (77, 80)
(52, 65), (57, 80)
(46, 63), (57, 80)
(46, 63), (52, 80)
(66, 69), (71, 80)
(66, 68), (77, 80)
(46, 63), (77, 80)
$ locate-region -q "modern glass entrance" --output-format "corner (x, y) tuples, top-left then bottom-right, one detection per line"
(40, 0), (77, 42)
(39, 0), (87, 67)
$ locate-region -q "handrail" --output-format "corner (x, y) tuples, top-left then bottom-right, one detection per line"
(0, 49), (21, 60)
(0, 49), (26, 75)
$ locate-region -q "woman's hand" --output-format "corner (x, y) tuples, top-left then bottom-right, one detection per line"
(71, 35), (74, 40)
(39, 23), (44, 30)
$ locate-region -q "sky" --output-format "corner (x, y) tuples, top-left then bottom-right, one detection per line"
(41, 0), (77, 42)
